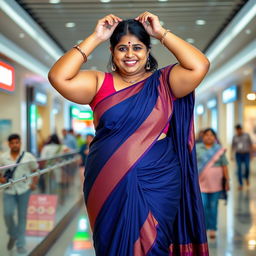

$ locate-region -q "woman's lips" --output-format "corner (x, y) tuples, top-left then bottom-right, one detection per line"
(123, 60), (138, 67)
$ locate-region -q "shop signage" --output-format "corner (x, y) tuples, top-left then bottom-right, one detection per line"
(222, 85), (238, 104)
(34, 88), (47, 105)
(0, 61), (15, 92)
(207, 98), (217, 109)
(26, 194), (58, 236)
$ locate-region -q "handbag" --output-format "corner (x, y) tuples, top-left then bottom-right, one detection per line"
(4, 151), (25, 181)
(219, 177), (228, 204)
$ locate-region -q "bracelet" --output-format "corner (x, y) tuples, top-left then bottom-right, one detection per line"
(161, 29), (170, 45)
(73, 44), (87, 62)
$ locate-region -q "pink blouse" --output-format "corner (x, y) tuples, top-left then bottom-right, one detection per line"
(90, 73), (170, 134)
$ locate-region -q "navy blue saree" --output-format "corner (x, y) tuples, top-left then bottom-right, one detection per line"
(84, 65), (209, 255)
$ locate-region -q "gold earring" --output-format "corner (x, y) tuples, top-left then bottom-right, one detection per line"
(146, 58), (150, 70)
(112, 62), (116, 72)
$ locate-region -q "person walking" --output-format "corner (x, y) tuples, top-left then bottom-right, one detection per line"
(48, 12), (210, 255)
(0, 134), (38, 254)
(232, 124), (253, 190)
(196, 128), (230, 240)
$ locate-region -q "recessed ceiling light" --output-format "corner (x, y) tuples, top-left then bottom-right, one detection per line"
(158, 0), (168, 2)
(100, 0), (111, 3)
(49, 0), (61, 4)
(65, 22), (76, 28)
(245, 29), (251, 34)
(186, 38), (195, 44)
(247, 93), (256, 101)
(196, 19), (206, 25)
(19, 33), (25, 38)
(159, 20), (165, 26)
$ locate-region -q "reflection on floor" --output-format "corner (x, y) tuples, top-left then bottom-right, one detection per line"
(47, 161), (256, 256)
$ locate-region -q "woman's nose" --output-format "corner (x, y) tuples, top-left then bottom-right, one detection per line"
(125, 48), (134, 58)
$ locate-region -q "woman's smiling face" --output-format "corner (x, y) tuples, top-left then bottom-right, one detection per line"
(112, 34), (149, 75)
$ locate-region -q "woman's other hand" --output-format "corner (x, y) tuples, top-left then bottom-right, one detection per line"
(94, 14), (122, 42)
(135, 12), (165, 40)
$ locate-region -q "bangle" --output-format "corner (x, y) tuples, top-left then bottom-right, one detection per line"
(161, 29), (170, 45)
(73, 44), (87, 62)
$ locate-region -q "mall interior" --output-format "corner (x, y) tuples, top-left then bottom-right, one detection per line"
(0, 0), (256, 255)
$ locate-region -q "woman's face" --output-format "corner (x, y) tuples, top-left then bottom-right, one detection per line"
(203, 131), (216, 146)
(112, 34), (149, 75)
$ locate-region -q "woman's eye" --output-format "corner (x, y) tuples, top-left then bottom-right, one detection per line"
(133, 46), (142, 51)
(118, 47), (127, 52)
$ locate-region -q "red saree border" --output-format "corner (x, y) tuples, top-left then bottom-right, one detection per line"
(93, 80), (145, 127)
(134, 211), (158, 256)
(169, 243), (209, 255)
(87, 76), (173, 230)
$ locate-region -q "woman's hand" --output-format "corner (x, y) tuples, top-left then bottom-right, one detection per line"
(94, 14), (122, 42)
(135, 12), (165, 40)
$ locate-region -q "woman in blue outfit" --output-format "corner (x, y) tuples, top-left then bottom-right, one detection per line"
(48, 12), (210, 255)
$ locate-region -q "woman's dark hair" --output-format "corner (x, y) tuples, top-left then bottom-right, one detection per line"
(203, 128), (221, 144)
(108, 19), (158, 72)
(47, 134), (60, 145)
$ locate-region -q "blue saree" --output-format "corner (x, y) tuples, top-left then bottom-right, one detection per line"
(84, 65), (209, 255)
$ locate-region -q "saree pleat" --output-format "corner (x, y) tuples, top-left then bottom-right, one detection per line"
(84, 65), (209, 256)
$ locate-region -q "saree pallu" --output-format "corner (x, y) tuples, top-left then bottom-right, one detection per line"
(84, 65), (209, 256)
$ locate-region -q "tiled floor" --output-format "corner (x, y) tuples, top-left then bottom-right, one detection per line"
(47, 160), (256, 256)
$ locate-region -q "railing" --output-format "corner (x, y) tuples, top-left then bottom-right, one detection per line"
(0, 152), (80, 191)
(0, 151), (84, 255)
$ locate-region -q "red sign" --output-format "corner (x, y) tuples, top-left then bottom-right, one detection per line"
(0, 61), (15, 92)
(26, 194), (58, 236)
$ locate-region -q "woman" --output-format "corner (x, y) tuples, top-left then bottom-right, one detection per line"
(196, 128), (230, 240)
(48, 12), (210, 256)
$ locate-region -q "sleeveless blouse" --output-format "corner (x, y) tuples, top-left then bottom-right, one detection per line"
(90, 73), (170, 134)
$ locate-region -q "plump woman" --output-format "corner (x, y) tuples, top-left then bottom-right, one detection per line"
(49, 12), (210, 256)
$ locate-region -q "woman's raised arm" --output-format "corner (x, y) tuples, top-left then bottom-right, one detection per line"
(48, 14), (122, 104)
(136, 12), (210, 98)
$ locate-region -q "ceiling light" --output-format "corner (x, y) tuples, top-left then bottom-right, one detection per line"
(158, 0), (168, 2)
(49, 0), (61, 4)
(245, 29), (251, 34)
(65, 22), (76, 28)
(19, 33), (25, 38)
(247, 93), (256, 101)
(186, 38), (195, 44)
(100, 0), (111, 3)
(196, 19), (206, 25)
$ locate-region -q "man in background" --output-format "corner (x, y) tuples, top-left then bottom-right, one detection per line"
(232, 124), (253, 190)
(0, 134), (38, 254)
(62, 128), (78, 150)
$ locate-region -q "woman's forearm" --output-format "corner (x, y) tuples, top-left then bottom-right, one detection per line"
(222, 166), (230, 180)
(48, 32), (103, 82)
(159, 29), (210, 70)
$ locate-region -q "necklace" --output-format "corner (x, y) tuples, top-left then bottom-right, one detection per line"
(119, 73), (147, 84)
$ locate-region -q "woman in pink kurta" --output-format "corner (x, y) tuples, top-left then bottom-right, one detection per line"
(196, 128), (230, 239)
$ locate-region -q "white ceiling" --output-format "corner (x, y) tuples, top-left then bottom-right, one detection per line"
(1, 0), (255, 103)
(8, 0), (247, 71)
